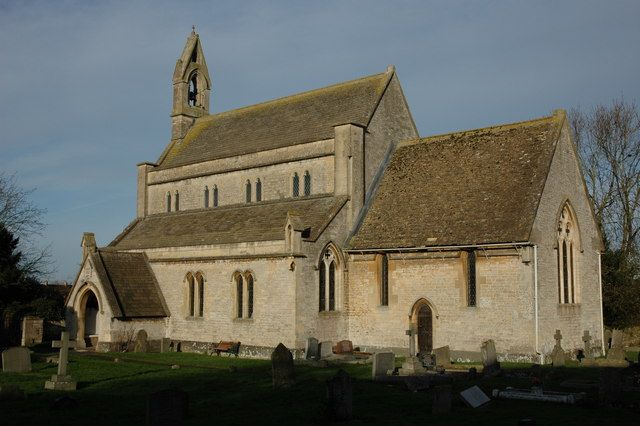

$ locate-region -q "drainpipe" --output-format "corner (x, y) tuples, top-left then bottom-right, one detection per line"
(533, 245), (542, 364)
(598, 251), (605, 356)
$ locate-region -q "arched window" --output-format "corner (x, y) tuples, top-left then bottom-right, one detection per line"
(204, 186), (209, 208)
(174, 191), (180, 211)
(236, 274), (244, 318)
(188, 73), (198, 107)
(304, 171), (311, 196)
(377, 253), (389, 306)
(196, 273), (205, 317)
(318, 245), (340, 312)
(292, 173), (300, 197)
(213, 185), (218, 207)
(557, 203), (579, 304)
(245, 180), (251, 203)
(166, 192), (172, 213)
(255, 179), (262, 202)
(186, 273), (195, 317)
(247, 274), (254, 318)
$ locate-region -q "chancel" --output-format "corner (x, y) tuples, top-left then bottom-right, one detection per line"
(64, 29), (605, 362)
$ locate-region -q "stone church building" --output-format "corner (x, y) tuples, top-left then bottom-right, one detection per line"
(65, 31), (604, 361)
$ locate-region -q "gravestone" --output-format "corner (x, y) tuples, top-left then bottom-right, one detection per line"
(432, 385), (453, 414)
(606, 329), (625, 361)
(334, 340), (353, 354)
(147, 388), (188, 426)
(326, 369), (352, 421)
(1, 347), (32, 373)
(305, 337), (319, 360)
(460, 385), (491, 408)
(406, 326), (416, 357)
(599, 368), (622, 406)
(551, 330), (566, 367)
(44, 331), (77, 391)
(582, 330), (595, 364)
(271, 343), (295, 388)
(399, 356), (427, 376)
(481, 339), (500, 376)
(21, 315), (43, 346)
(160, 338), (171, 353)
(134, 329), (149, 353)
(319, 341), (333, 358)
(433, 345), (451, 368)
(371, 352), (395, 380)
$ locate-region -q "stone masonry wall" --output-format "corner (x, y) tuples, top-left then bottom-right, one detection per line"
(347, 251), (535, 356)
(530, 119), (604, 356)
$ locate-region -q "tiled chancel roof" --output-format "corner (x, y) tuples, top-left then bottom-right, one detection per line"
(348, 111), (565, 250)
(91, 250), (168, 318)
(157, 70), (392, 169)
(111, 195), (348, 250)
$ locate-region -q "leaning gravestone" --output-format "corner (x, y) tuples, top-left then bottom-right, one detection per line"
(2, 347), (32, 373)
(305, 337), (319, 360)
(433, 345), (452, 368)
(371, 352), (395, 380)
(319, 341), (333, 358)
(326, 369), (352, 421)
(147, 388), (188, 426)
(460, 385), (491, 408)
(21, 315), (44, 346)
(551, 330), (566, 367)
(607, 329), (625, 361)
(432, 385), (453, 414)
(481, 339), (500, 376)
(134, 329), (149, 353)
(271, 343), (295, 388)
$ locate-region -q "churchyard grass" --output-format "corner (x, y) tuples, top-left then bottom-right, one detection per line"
(1, 352), (639, 425)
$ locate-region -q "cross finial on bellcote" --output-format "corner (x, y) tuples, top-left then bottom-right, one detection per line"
(191, 25), (196, 35)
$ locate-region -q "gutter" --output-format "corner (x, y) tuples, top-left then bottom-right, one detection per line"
(346, 241), (531, 253)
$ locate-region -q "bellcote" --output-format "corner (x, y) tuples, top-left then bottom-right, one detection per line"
(171, 29), (211, 120)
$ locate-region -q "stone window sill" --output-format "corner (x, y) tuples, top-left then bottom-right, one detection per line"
(185, 316), (204, 321)
(319, 310), (341, 317)
(233, 317), (254, 323)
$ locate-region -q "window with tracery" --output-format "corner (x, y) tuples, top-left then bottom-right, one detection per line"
(558, 204), (578, 304)
(234, 271), (255, 319)
(319, 246), (340, 312)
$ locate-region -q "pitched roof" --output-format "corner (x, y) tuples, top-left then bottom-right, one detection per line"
(157, 70), (393, 169)
(110, 195), (348, 250)
(348, 111), (565, 250)
(91, 250), (168, 318)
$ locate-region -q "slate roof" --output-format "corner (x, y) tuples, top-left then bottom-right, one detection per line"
(90, 250), (168, 318)
(348, 111), (565, 250)
(157, 70), (393, 169)
(110, 195), (348, 250)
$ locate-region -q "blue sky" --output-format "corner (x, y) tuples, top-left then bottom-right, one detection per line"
(1, 0), (639, 281)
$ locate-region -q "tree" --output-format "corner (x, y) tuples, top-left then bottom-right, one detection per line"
(0, 173), (51, 277)
(570, 98), (640, 327)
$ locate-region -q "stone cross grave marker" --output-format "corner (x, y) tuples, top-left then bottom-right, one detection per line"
(305, 337), (319, 360)
(134, 329), (149, 353)
(326, 369), (352, 421)
(45, 331), (77, 391)
(434, 345), (451, 368)
(582, 330), (594, 361)
(406, 325), (416, 357)
(1, 347), (32, 373)
(147, 388), (189, 426)
(551, 329), (566, 367)
(607, 329), (625, 360)
(460, 385), (491, 408)
(21, 315), (44, 347)
(371, 352), (395, 380)
(432, 385), (453, 414)
(271, 343), (295, 388)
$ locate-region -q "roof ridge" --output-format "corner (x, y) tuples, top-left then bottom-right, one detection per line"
(399, 110), (564, 148)
(196, 70), (388, 123)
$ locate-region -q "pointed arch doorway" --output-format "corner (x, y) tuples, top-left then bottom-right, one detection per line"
(410, 299), (434, 355)
(76, 285), (101, 348)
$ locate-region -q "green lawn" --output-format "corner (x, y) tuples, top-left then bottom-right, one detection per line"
(0, 351), (638, 425)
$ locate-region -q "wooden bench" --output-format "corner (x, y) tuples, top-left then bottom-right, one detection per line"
(212, 341), (241, 357)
